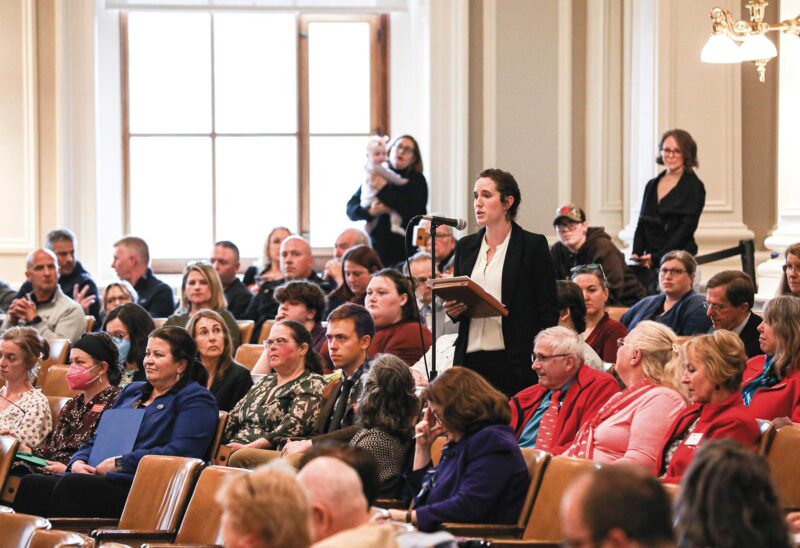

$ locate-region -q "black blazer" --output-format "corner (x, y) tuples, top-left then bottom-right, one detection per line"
(210, 362), (254, 412)
(452, 223), (559, 394)
(739, 312), (763, 359)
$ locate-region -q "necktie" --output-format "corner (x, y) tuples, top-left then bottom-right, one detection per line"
(535, 390), (562, 451)
(420, 304), (431, 328)
(327, 377), (355, 433)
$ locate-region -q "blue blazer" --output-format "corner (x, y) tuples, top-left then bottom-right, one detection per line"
(620, 290), (711, 336)
(407, 424), (529, 532)
(70, 379), (218, 482)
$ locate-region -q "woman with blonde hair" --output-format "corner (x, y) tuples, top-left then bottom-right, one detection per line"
(742, 295), (800, 422)
(657, 331), (759, 483)
(0, 327), (52, 447)
(563, 321), (687, 473)
(244, 226), (292, 290)
(165, 262), (241, 350)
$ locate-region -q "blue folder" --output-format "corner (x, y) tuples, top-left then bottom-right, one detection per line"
(88, 408), (146, 467)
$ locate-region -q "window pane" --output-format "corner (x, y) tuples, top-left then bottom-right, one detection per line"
(309, 136), (367, 247)
(128, 12), (211, 133)
(129, 137), (213, 258)
(214, 13), (298, 134)
(308, 22), (371, 134)
(215, 137), (298, 257)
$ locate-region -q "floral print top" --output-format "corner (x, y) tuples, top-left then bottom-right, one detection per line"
(0, 387), (52, 448)
(223, 370), (325, 448)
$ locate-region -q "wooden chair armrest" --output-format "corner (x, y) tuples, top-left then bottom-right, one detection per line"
(439, 523), (522, 538)
(91, 528), (176, 542)
(489, 541), (562, 548)
(143, 544), (223, 548)
(47, 517), (118, 533)
(374, 498), (410, 510)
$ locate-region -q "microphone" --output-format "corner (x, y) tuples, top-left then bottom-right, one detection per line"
(421, 215), (467, 231)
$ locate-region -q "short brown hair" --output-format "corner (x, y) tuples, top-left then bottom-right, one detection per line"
(660, 249), (697, 276)
(656, 129), (699, 171)
(114, 236), (150, 264)
(683, 331), (747, 392)
(706, 270), (755, 309)
(422, 367), (510, 435)
(275, 281), (327, 323)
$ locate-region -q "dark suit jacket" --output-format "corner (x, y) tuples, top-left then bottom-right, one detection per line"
(452, 223), (559, 395)
(739, 312), (763, 358)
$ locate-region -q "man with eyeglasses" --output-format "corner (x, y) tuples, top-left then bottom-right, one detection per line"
(420, 218), (457, 274)
(406, 252), (457, 339)
(509, 326), (619, 453)
(550, 203), (645, 305)
(704, 270), (762, 358)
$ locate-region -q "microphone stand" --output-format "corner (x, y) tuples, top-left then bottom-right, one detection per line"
(429, 221), (440, 382)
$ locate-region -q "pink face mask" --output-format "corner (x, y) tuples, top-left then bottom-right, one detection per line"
(66, 363), (101, 391)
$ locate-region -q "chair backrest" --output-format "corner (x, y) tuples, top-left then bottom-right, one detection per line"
(764, 424), (800, 509)
(237, 320), (255, 345)
(758, 420), (777, 455)
(41, 339), (70, 368)
(0, 436), (20, 504)
(152, 318), (167, 329)
(431, 437), (447, 466)
(257, 320), (274, 344)
(28, 528), (94, 548)
(521, 455), (600, 542)
(85, 316), (95, 333)
(47, 396), (72, 422)
(117, 455), (204, 532)
(234, 344), (264, 371)
(207, 411), (229, 462)
(662, 482), (680, 503)
(174, 465), (250, 544)
(0, 513), (51, 547)
(42, 365), (79, 398)
(514, 448), (551, 529)
(606, 307), (628, 322)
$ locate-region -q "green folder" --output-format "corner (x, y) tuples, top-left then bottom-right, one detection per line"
(15, 452), (49, 467)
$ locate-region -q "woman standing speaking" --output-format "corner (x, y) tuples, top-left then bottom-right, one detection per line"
(444, 169), (559, 396)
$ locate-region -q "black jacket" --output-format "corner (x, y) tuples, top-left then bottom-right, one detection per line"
(224, 278), (253, 320)
(738, 312), (764, 359)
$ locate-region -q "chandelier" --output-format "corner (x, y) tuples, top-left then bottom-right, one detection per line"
(700, 0), (800, 82)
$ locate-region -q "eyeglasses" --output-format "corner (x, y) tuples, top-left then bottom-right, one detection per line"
(783, 263), (799, 274)
(106, 295), (131, 305)
(661, 148), (683, 157)
(263, 337), (292, 348)
(531, 353), (571, 362)
(555, 222), (580, 233)
(702, 301), (726, 312)
(570, 263), (608, 284)
(659, 267), (687, 277)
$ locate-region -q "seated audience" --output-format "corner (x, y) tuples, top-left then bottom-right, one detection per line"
(99, 279), (137, 326)
(322, 228), (371, 288)
(226, 321), (325, 465)
(243, 226), (292, 289)
(705, 270), (762, 358)
(326, 245), (384, 313)
(621, 250), (711, 336)
(2, 249), (85, 343)
(408, 252), (458, 339)
(560, 466), (674, 548)
(0, 327), (52, 447)
(778, 243), (800, 297)
(211, 240), (253, 319)
(387, 367), (529, 531)
(550, 204), (645, 306)
(187, 309), (252, 412)
(742, 295), (800, 422)
(165, 262), (241, 350)
(18, 228), (101, 322)
(245, 235), (332, 343)
(675, 439), (791, 548)
(420, 217), (457, 274)
(13, 332), (121, 475)
(657, 331), (759, 483)
(112, 236), (175, 317)
(298, 444), (381, 508)
(571, 264), (628, 363)
(556, 281), (605, 370)
(322, 269), (432, 370)
(216, 463), (312, 548)
(13, 326), (218, 518)
(510, 326), (619, 453)
(298, 456), (396, 547)
(564, 321), (687, 473)
(0, 279), (16, 311)
(103, 302), (155, 388)
(349, 353), (418, 497)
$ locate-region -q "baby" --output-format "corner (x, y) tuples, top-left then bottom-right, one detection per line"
(361, 135), (408, 236)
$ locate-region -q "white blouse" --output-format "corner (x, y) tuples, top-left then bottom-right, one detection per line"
(466, 230), (511, 353)
(0, 387), (52, 448)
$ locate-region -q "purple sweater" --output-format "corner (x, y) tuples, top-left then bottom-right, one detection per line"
(407, 424), (529, 532)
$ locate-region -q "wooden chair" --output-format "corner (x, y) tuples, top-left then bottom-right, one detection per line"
(42, 365), (80, 398)
(41, 339), (71, 368)
(606, 307), (628, 322)
(757, 419), (777, 455)
(0, 436), (20, 505)
(256, 320), (274, 344)
(0, 513), (51, 547)
(236, 320), (255, 345)
(662, 482), (680, 503)
(85, 316), (95, 333)
(50, 455), (204, 539)
(47, 395), (72, 422)
(29, 528), (95, 548)
(234, 344), (265, 371)
(441, 449), (552, 539)
(763, 424), (800, 510)
(431, 436), (447, 466)
(207, 412), (229, 464)
(142, 466), (250, 547)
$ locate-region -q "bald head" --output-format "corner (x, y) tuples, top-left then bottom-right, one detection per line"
(334, 229), (371, 259)
(296, 457), (370, 543)
(25, 249), (59, 297)
(280, 236), (314, 280)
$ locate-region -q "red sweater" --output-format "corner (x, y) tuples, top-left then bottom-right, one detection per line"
(658, 392), (759, 483)
(742, 354), (800, 422)
(509, 365), (620, 454)
(585, 312), (628, 364)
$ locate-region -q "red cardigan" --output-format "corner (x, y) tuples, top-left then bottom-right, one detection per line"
(742, 355), (800, 422)
(585, 312), (628, 364)
(320, 320), (432, 373)
(509, 364), (620, 454)
(658, 392), (759, 483)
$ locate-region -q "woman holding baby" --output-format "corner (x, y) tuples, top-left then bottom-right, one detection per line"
(346, 134), (428, 266)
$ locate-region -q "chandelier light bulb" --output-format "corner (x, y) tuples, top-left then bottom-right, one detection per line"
(700, 34), (742, 63)
(739, 33), (778, 61)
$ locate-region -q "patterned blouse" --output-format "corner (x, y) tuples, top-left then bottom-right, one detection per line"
(0, 387), (52, 448)
(350, 427), (409, 497)
(32, 385), (121, 465)
(223, 370), (325, 448)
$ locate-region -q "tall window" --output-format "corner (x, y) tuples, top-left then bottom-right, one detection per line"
(121, 11), (388, 261)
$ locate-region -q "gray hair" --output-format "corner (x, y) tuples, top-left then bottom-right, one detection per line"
(534, 325), (584, 364)
(45, 228), (77, 249)
(340, 228), (371, 248)
(25, 248), (58, 271)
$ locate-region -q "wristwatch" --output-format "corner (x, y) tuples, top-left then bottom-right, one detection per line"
(114, 456), (124, 470)
(27, 315), (42, 326)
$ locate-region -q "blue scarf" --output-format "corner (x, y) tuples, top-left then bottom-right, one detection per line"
(742, 355), (779, 406)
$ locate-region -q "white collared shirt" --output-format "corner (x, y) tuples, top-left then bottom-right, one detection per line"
(466, 230), (511, 353)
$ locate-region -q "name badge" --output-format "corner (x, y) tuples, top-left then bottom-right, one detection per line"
(90, 404), (105, 413)
(685, 432), (704, 447)
(156, 404), (164, 410)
